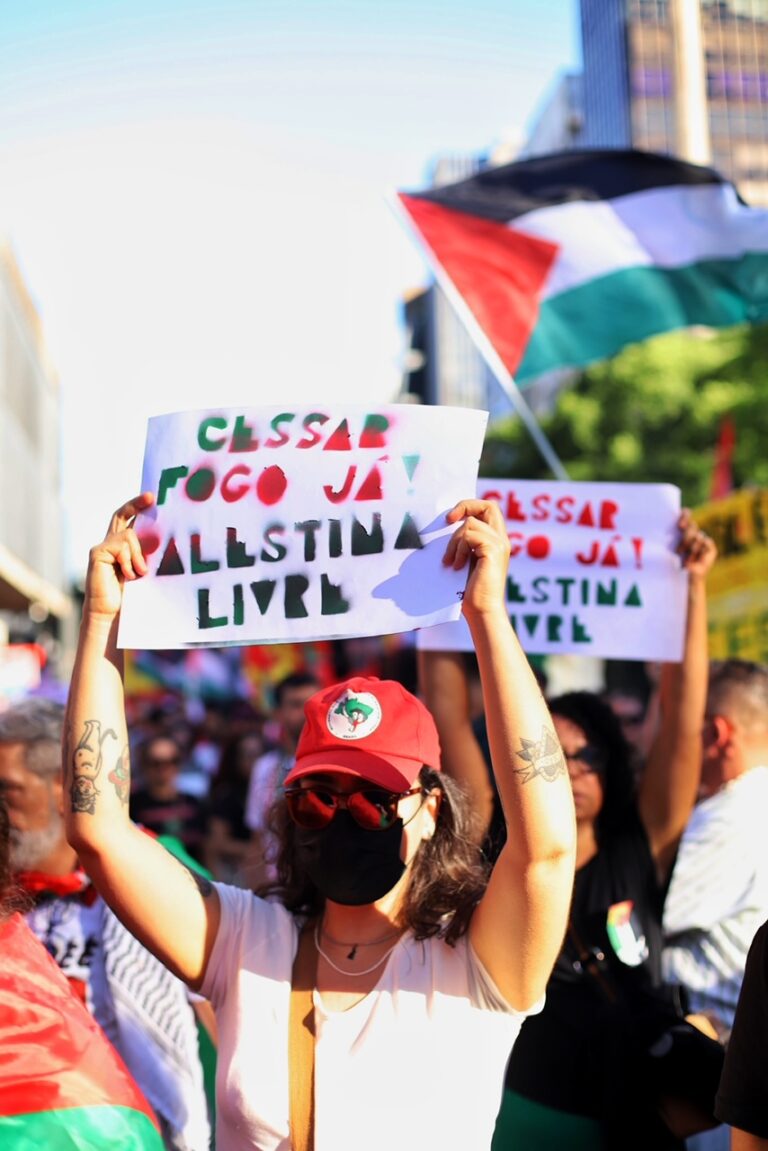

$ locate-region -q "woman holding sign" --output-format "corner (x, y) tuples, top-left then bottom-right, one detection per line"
(63, 493), (576, 1151)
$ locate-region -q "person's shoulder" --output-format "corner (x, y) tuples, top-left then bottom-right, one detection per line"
(202, 890), (298, 1006)
(397, 933), (524, 1016)
(748, 916), (768, 957)
(391, 930), (466, 982)
(215, 881), (294, 930)
(697, 770), (768, 826)
(209, 886), (297, 976)
(738, 766), (768, 798)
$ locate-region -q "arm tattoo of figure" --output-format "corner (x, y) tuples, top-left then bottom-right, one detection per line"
(108, 743), (131, 807)
(513, 727), (567, 784)
(70, 720), (117, 814)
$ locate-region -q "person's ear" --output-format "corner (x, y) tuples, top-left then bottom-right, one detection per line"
(422, 789), (442, 839)
(710, 715), (734, 751)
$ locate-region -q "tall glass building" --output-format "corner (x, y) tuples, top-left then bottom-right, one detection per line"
(0, 241), (72, 681)
(580, 0), (768, 204)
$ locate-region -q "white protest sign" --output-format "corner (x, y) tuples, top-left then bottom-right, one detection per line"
(117, 404), (488, 650)
(418, 479), (687, 661)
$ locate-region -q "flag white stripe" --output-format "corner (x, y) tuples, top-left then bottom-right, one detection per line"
(512, 183), (768, 301)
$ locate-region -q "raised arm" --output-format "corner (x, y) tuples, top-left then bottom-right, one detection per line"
(64, 494), (220, 988)
(417, 648), (496, 845)
(638, 511), (717, 882)
(445, 500), (576, 1010)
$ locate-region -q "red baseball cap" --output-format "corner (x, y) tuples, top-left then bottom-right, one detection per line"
(283, 675), (442, 792)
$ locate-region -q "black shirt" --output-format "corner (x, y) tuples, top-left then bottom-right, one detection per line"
(556, 810), (664, 988)
(506, 810), (681, 1148)
(715, 919), (768, 1138)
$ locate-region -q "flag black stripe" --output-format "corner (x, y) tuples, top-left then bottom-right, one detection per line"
(406, 148), (728, 223)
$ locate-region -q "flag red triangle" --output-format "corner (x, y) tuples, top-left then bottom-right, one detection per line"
(398, 193), (559, 377)
(710, 415), (736, 500)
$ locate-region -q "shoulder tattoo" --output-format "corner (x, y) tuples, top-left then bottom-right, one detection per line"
(184, 867), (214, 899)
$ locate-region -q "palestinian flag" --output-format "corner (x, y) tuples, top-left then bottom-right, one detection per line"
(397, 148), (768, 383)
(0, 913), (164, 1150)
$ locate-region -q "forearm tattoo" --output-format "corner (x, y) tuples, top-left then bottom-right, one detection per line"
(70, 719), (117, 814)
(108, 743), (131, 807)
(513, 727), (567, 784)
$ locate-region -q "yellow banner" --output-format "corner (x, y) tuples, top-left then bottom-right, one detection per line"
(694, 489), (768, 663)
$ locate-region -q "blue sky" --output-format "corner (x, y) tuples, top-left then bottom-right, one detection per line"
(0, 1), (580, 577)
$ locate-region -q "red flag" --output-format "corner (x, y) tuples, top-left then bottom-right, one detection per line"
(710, 415), (736, 500)
(398, 151), (768, 384)
(397, 193), (559, 377)
(0, 913), (163, 1149)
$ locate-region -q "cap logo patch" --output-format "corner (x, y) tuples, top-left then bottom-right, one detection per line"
(327, 691), (382, 741)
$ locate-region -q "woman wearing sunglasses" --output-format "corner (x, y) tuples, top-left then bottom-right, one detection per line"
(63, 493), (577, 1151)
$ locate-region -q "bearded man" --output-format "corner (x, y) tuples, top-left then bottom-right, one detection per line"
(0, 698), (210, 1151)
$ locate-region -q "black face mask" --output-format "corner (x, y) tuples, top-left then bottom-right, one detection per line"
(294, 810), (406, 906)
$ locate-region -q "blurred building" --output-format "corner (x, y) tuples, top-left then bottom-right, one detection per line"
(0, 241), (72, 693)
(579, 0), (768, 205)
(520, 72), (585, 157)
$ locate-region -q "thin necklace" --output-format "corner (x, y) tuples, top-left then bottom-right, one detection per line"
(320, 925), (400, 960)
(314, 923), (401, 977)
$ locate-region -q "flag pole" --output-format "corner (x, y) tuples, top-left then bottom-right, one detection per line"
(429, 267), (571, 482)
(388, 191), (571, 481)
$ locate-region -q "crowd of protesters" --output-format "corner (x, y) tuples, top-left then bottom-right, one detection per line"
(2, 492), (768, 1151)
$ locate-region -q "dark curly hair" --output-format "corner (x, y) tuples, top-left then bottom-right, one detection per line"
(549, 691), (636, 842)
(259, 766), (490, 945)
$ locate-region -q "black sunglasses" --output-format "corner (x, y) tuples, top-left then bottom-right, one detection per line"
(564, 744), (605, 776)
(284, 785), (425, 832)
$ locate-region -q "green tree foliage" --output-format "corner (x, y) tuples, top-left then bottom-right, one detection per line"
(481, 323), (768, 507)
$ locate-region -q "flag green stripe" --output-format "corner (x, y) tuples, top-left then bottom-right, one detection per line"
(0, 1105), (164, 1151)
(517, 253), (768, 382)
